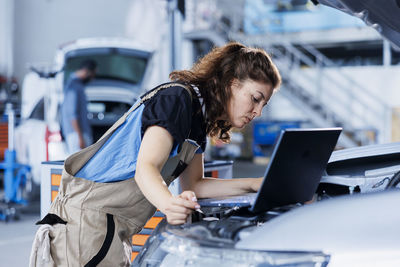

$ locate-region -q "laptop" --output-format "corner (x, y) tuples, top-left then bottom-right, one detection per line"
(198, 128), (342, 214)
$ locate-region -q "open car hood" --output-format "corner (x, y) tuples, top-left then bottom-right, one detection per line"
(63, 47), (151, 86)
(315, 0), (400, 49)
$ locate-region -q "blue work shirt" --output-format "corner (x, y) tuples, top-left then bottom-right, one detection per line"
(75, 85), (206, 183)
(61, 73), (92, 138)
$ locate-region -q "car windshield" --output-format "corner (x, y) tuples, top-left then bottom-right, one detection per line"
(63, 47), (150, 85)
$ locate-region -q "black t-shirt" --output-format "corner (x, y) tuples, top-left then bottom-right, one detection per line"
(141, 84), (207, 153)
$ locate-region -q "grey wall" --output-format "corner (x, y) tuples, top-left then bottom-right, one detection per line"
(0, 0), (14, 78)
(14, 0), (133, 82)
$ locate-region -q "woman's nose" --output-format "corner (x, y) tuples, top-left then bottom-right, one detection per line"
(253, 105), (262, 117)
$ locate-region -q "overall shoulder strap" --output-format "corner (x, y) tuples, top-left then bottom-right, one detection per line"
(130, 82), (193, 114)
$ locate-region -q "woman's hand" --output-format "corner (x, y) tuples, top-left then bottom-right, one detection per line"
(250, 177), (263, 192)
(161, 191), (200, 225)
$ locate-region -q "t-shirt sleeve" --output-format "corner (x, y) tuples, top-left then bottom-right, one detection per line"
(141, 87), (192, 144)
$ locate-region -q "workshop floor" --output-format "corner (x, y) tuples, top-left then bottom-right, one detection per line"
(0, 159), (266, 267)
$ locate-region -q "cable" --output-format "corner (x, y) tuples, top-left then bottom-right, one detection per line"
(385, 170), (400, 189)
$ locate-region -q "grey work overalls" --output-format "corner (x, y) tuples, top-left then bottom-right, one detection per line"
(30, 83), (199, 267)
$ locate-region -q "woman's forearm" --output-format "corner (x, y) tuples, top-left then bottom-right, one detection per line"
(135, 162), (172, 211)
(190, 177), (262, 199)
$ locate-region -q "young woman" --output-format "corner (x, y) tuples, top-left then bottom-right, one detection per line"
(30, 41), (281, 267)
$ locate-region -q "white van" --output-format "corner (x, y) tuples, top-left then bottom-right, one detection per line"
(15, 38), (155, 185)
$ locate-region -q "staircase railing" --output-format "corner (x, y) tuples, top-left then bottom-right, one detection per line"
(267, 46), (362, 147)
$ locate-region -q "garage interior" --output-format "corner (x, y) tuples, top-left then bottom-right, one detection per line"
(1, 0), (400, 266)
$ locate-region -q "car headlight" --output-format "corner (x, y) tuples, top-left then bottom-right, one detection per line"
(136, 230), (330, 267)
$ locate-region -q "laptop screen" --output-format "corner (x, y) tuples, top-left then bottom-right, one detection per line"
(249, 128), (341, 213)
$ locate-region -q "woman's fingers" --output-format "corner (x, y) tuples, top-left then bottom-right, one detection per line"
(179, 190), (197, 201)
(165, 210), (190, 225)
(172, 195), (197, 211)
(164, 193), (199, 225)
(178, 191), (200, 209)
(165, 211), (190, 225)
(250, 177), (263, 192)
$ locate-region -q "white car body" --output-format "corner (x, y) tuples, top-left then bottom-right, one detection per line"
(236, 190), (400, 267)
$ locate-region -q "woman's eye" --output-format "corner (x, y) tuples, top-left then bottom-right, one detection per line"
(252, 96), (260, 103)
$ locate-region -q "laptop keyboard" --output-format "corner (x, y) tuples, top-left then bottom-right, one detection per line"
(198, 193), (257, 207)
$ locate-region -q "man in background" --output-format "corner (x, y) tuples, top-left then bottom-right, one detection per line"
(61, 59), (97, 154)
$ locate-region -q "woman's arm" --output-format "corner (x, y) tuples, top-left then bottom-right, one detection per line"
(180, 153), (263, 199)
(135, 126), (199, 225)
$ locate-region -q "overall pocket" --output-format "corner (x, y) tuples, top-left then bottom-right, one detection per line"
(31, 213), (68, 267)
(49, 223), (68, 266)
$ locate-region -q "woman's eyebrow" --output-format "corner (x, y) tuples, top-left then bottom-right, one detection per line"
(257, 91), (266, 100)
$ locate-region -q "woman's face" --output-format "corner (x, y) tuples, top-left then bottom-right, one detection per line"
(227, 79), (273, 128)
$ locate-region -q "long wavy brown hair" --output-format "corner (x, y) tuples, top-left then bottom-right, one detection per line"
(169, 41), (281, 142)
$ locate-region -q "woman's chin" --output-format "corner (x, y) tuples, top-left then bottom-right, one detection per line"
(233, 122), (246, 129)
